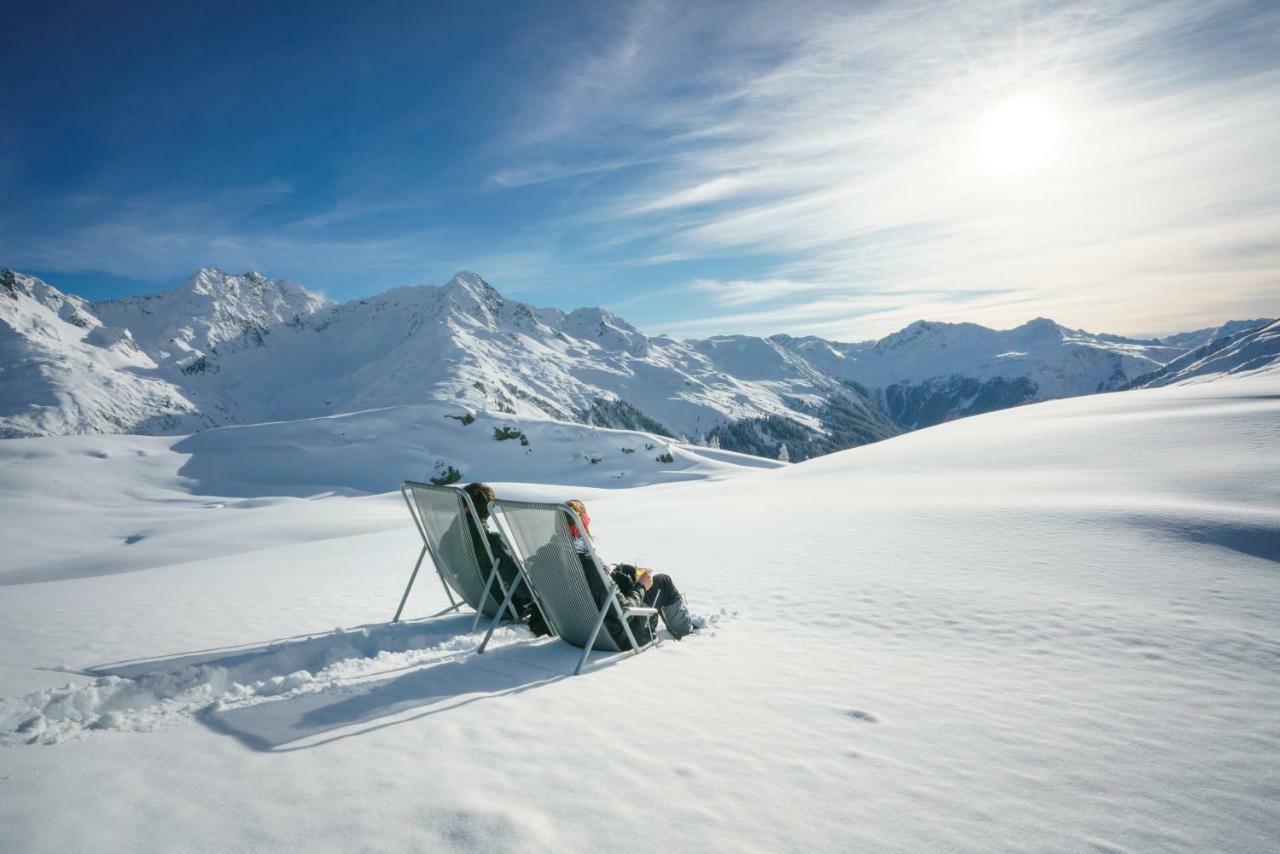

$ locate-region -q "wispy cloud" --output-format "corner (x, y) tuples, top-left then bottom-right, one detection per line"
(0, 182), (452, 290)
(9, 1), (1278, 336)
(688, 277), (833, 307)
(505, 0), (1280, 338)
(488, 157), (660, 190)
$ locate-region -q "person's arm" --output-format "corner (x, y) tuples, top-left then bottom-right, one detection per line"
(610, 566), (646, 605)
(615, 563), (653, 590)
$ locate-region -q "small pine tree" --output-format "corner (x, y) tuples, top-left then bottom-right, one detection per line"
(430, 465), (462, 486)
(778, 443), (790, 463)
(708, 434), (721, 449)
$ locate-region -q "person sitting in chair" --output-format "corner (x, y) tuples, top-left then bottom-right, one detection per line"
(563, 498), (697, 643)
(459, 482), (540, 626)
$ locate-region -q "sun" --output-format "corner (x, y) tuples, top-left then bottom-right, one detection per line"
(973, 92), (1063, 176)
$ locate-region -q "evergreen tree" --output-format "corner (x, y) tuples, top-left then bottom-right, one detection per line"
(778, 443), (790, 463)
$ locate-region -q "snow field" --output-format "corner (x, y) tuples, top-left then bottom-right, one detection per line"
(0, 618), (518, 747)
(0, 373), (1277, 852)
(0, 404), (777, 586)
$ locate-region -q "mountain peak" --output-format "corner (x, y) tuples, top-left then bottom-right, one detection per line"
(2, 267), (34, 300)
(1014, 317), (1065, 339)
(567, 305), (636, 333)
(442, 271), (496, 296)
(183, 268), (300, 297)
(0, 268), (94, 322)
(438, 271), (504, 328)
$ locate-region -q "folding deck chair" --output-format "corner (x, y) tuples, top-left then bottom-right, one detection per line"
(478, 498), (659, 675)
(394, 481), (524, 631)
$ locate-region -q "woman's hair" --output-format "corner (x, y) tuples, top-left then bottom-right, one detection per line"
(463, 482), (496, 520)
(565, 499), (591, 539)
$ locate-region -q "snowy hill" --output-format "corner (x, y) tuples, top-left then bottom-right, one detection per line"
(1, 366), (1277, 852)
(1, 268), (899, 459)
(1131, 318), (1280, 387)
(775, 317), (1189, 429)
(0, 404), (777, 587)
(1154, 317), (1274, 351)
(0, 269), (200, 437)
(91, 267), (331, 367)
(1, 266), (1271, 459)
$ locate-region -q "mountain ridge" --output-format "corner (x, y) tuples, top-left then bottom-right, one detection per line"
(1, 266), (1272, 459)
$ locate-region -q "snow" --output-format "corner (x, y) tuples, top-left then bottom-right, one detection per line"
(6, 267), (1263, 447)
(1, 366), (1277, 852)
(3, 268), (890, 443)
(91, 268), (331, 363)
(1138, 319), (1280, 387)
(0, 270), (200, 437)
(0, 404), (777, 586)
(781, 316), (1179, 398)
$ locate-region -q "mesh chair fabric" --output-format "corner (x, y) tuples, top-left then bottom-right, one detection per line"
(402, 481), (503, 616)
(492, 499), (623, 652)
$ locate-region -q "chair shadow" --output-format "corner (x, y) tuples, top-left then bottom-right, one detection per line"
(82, 614), (646, 753)
(197, 641), (571, 752)
(87, 614), (482, 680)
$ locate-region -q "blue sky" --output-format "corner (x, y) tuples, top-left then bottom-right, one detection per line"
(3, 0), (1278, 339)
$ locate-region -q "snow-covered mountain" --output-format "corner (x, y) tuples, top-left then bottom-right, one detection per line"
(1129, 318), (1280, 387)
(774, 318), (1191, 429)
(0, 269), (199, 437)
(1, 269), (898, 459)
(1151, 318), (1273, 352)
(91, 268), (331, 368)
(1, 266), (1271, 458)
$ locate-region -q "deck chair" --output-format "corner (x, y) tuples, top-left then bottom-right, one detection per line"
(479, 499), (658, 675)
(394, 481), (524, 631)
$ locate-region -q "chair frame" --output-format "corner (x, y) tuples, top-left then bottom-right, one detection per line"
(394, 481), (523, 631)
(478, 499), (658, 675)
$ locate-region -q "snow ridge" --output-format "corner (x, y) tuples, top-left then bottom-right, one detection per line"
(1, 266), (1273, 459)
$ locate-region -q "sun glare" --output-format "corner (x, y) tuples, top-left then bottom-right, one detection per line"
(974, 92), (1063, 176)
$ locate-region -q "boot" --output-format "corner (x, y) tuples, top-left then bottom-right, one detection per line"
(660, 596), (695, 639)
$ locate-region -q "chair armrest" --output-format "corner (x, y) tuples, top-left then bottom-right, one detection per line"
(622, 606), (659, 617)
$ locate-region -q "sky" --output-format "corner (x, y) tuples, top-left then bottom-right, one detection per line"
(2, 0), (1278, 340)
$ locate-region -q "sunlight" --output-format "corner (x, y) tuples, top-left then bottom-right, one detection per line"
(973, 92), (1064, 176)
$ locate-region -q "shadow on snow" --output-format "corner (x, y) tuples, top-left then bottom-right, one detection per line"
(83, 614), (643, 752)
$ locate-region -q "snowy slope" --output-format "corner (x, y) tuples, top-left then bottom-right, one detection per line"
(1133, 318), (1280, 387)
(1155, 317), (1274, 350)
(0, 403), (777, 586)
(776, 317), (1185, 428)
(0, 269), (199, 437)
(165, 272), (900, 459)
(1, 370), (1277, 853)
(1, 266), (1270, 458)
(1, 269), (897, 459)
(91, 267), (332, 365)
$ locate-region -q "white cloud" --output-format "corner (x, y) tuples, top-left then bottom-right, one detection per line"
(687, 277), (834, 307)
(513, 0), (1280, 337)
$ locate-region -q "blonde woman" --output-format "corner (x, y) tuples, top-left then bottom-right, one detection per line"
(565, 499), (696, 643)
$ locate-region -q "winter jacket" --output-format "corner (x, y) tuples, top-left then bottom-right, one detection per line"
(581, 555), (655, 650)
(441, 513), (530, 617)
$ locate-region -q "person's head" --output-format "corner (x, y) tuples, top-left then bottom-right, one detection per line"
(565, 499), (591, 539)
(463, 482), (496, 520)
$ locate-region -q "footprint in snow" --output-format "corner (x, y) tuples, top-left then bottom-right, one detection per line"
(846, 709), (879, 723)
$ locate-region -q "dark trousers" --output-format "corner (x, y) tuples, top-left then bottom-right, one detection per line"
(642, 573), (681, 609)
